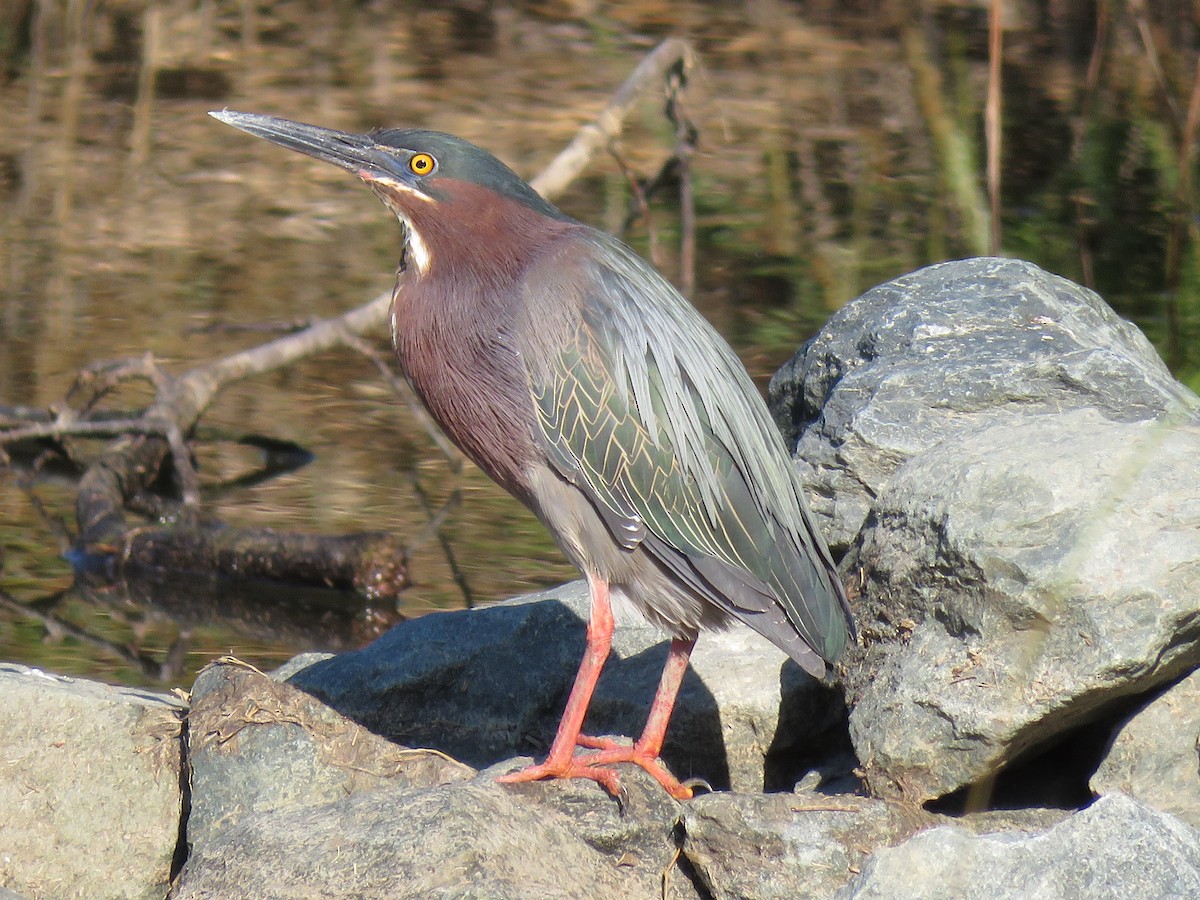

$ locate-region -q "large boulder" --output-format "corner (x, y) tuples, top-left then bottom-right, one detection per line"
(770, 256), (1192, 548)
(174, 660), (694, 899)
(769, 257), (1200, 804)
(173, 770), (694, 900)
(184, 661), (475, 850)
(173, 772), (691, 899)
(0, 664), (185, 900)
(846, 409), (1200, 802)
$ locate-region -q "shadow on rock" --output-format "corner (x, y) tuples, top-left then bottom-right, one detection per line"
(286, 582), (837, 792)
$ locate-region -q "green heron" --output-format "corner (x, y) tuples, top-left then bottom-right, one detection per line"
(211, 110), (855, 800)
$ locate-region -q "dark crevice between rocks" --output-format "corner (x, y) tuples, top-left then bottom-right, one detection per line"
(926, 720), (1109, 815)
(671, 820), (716, 900)
(170, 708), (192, 881)
(925, 673), (1194, 816)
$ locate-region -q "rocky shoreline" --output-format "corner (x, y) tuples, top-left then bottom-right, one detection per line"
(3, 258), (1199, 898)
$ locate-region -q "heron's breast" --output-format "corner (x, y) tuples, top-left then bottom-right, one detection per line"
(390, 286), (540, 502)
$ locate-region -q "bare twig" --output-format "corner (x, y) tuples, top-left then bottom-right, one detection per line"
(1069, 0), (1109, 289)
(187, 317), (319, 336)
(338, 329), (462, 466)
(1, 416), (178, 446)
(530, 38), (695, 199)
(619, 156), (683, 226)
(18, 450), (76, 551)
(162, 419), (201, 505)
(127, 1), (162, 176)
(901, 19), (990, 255)
(661, 846), (681, 900)
(406, 473), (474, 609)
(339, 328), (472, 605)
(0, 587), (168, 679)
(1161, 57), (1200, 372)
(1128, 0), (1184, 140)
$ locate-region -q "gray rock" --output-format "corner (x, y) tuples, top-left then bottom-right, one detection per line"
(678, 791), (1075, 899)
(172, 768), (696, 899)
(289, 581), (847, 793)
(186, 661), (474, 850)
(269, 651), (333, 680)
(679, 791), (926, 899)
(1092, 668), (1200, 828)
(838, 794), (1200, 899)
(770, 257), (1194, 548)
(0, 664), (184, 900)
(768, 258), (1200, 803)
(847, 410), (1200, 801)
(174, 597), (845, 897)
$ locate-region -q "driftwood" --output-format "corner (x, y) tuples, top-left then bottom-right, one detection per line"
(1, 39), (697, 612)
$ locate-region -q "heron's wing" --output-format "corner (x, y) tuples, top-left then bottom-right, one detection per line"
(520, 234), (852, 672)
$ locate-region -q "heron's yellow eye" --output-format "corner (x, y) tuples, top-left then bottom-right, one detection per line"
(409, 153), (436, 176)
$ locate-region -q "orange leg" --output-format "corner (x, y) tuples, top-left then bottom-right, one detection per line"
(496, 575), (615, 786)
(496, 577), (697, 800)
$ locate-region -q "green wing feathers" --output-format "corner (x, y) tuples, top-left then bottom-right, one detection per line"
(524, 236), (853, 669)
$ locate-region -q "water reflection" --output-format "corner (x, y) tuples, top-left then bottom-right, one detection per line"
(1, 570), (402, 686)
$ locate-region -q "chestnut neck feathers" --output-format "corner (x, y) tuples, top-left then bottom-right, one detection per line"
(387, 179), (578, 501)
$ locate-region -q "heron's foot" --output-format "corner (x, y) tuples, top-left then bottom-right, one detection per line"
(496, 747), (693, 801)
(496, 756), (624, 798)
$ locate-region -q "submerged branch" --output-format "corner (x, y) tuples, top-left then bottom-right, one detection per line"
(106, 525), (410, 604)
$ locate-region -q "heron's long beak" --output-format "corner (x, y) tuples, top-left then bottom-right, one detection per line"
(209, 110), (391, 182)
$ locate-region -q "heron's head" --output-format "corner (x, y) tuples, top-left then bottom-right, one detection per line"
(210, 110), (566, 277)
